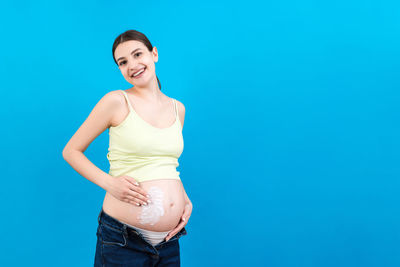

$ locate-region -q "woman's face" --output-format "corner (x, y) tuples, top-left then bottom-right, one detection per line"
(114, 40), (158, 88)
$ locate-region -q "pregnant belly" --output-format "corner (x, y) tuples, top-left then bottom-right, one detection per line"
(102, 179), (186, 232)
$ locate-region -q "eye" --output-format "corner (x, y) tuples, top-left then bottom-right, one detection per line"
(135, 52), (142, 57)
(119, 60), (127, 66)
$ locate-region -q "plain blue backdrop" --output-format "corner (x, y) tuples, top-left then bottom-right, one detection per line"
(1, 0), (399, 266)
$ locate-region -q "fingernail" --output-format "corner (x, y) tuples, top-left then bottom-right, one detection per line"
(182, 217), (186, 221)
(135, 182), (139, 186)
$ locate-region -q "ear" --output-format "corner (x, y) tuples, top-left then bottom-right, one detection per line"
(152, 47), (159, 63)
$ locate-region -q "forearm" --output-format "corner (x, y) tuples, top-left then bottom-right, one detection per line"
(62, 149), (112, 191)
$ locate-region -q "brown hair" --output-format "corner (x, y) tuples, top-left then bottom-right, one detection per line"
(112, 30), (161, 90)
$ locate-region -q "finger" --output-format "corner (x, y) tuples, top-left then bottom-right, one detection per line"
(182, 209), (191, 221)
(127, 179), (150, 200)
(167, 227), (180, 239)
(166, 229), (181, 241)
(166, 230), (179, 241)
(124, 176), (140, 186)
(124, 176), (150, 198)
(182, 212), (191, 221)
(186, 205), (192, 214)
(166, 221), (186, 240)
(130, 187), (151, 203)
(128, 193), (149, 206)
(130, 183), (150, 200)
(182, 208), (191, 217)
(124, 195), (142, 206)
(179, 209), (190, 224)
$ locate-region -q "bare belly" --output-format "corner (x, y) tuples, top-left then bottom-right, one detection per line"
(102, 179), (186, 232)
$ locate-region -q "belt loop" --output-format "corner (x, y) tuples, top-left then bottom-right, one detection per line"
(122, 224), (128, 237)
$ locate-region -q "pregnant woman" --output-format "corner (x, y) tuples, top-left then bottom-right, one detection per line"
(62, 29), (193, 267)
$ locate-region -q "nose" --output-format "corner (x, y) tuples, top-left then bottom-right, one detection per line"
(127, 59), (138, 70)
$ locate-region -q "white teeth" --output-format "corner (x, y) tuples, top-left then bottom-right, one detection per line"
(133, 68), (145, 77)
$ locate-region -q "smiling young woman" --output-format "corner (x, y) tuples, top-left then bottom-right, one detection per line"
(62, 29), (192, 267)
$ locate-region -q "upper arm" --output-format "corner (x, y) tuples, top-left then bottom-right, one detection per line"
(63, 90), (122, 154)
(176, 100), (186, 129)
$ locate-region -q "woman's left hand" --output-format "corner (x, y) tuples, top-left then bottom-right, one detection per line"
(165, 201), (192, 242)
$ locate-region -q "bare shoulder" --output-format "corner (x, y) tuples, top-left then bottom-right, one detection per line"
(174, 99), (186, 128)
(174, 99), (186, 113)
(100, 89), (131, 115)
(103, 89), (126, 106)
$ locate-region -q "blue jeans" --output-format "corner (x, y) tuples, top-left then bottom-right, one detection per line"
(94, 208), (187, 267)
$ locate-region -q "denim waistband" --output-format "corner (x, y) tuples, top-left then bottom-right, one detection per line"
(97, 208), (141, 236)
(97, 207), (188, 250)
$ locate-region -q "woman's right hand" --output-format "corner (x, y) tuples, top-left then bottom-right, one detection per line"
(106, 175), (151, 206)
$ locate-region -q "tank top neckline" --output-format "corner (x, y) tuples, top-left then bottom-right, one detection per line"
(114, 90), (180, 131)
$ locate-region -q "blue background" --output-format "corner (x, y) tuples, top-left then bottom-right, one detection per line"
(1, 0), (399, 266)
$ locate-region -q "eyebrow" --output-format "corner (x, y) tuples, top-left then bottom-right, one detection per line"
(116, 48), (142, 63)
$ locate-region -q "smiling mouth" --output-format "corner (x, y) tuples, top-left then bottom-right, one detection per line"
(131, 67), (146, 78)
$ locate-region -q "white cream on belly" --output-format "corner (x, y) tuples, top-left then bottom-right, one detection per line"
(137, 186), (165, 226)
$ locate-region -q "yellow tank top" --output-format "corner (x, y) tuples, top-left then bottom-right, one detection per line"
(106, 90), (184, 183)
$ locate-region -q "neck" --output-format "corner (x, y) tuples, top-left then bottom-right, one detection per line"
(129, 77), (164, 103)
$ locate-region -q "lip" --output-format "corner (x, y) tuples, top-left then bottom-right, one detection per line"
(131, 67), (146, 78)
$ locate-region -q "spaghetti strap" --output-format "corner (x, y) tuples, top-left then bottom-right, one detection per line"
(173, 99), (179, 118)
(121, 90), (133, 112)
